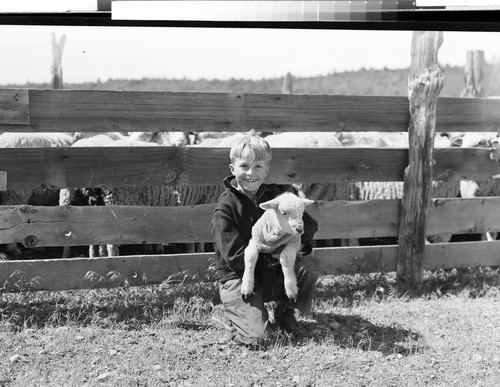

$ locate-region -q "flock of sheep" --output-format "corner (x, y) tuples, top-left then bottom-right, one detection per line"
(1, 129), (499, 259)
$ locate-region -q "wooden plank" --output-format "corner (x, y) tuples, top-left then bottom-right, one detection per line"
(1, 241), (499, 292)
(437, 97), (500, 132)
(0, 201), (400, 247)
(0, 147), (409, 189)
(433, 147), (500, 181)
(0, 89), (499, 133)
(0, 204), (216, 246)
(1, 90), (410, 133)
(1, 145), (499, 190)
(311, 246), (398, 275)
(0, 89), (29, 125)
(0, 254), (212, 292)
(0, 172), (6, 191)
(0, 146), (183, 189)
(428, 197), (500, 236)
(3, 197), (500, 247)
(397, 31), (445, 290)
(424, 241), (500, 270)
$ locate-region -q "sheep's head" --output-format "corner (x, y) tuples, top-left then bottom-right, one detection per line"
(260, 192), (314, 236)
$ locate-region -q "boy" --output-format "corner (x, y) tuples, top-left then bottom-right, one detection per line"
(210, 133), (319, 347)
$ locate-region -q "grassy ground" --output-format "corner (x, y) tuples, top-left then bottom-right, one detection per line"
(1, 267), (499, 387)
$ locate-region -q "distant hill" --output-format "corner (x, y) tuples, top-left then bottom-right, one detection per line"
(6, 64), (500, 97)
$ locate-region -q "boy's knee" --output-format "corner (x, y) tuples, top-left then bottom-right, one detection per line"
(295, 259), (321, 285)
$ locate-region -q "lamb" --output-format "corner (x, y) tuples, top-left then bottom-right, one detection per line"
(241, 192), (314, 302)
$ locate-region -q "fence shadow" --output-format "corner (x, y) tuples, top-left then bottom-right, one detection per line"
(314, 266), (500, 303)
(296, 312), (424, 356)
(1, 266), (498, 335)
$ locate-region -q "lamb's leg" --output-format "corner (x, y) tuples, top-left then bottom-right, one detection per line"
(280, 244), (299, 302)
(5, 243), (23, 257)
(98, 245), (108, 257)
(241, 240), (259, 299)
(62, 246), (72, 258)
(89, 245), (98, 258)
(145, 243), (164, 254)
(106, 244), (119, 256)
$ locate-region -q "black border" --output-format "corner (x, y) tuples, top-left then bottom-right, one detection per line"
(0, 9), (499, 31)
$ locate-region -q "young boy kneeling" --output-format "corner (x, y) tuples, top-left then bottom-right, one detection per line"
(210, 133), (319, 347)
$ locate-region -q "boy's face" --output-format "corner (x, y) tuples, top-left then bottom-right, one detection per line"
(230, 152), (270, 197)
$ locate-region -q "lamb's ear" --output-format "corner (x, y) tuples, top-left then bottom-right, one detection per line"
(259, 198), (279, 210)
(302, 198), (315, 207)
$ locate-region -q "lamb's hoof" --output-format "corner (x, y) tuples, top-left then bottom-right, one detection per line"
(287, 296), (297, 303)
(241, 293), (253, 300)
(284, 284), (299, 303)
(240, 279), (254, 299)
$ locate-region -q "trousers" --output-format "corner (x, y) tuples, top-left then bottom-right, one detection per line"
(218, 256), (320, 346)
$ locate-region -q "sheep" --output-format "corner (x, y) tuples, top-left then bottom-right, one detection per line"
(263, 131), (459, 246)
(60, 135), (164, 257)
(0, 132), (74, 148)
(128, 131), (191, 147)
(192, 131), (257, 148)
(73, 131), (127, 143)
(0, 132), (74, 257)
(457, 132), (500, 241)
(241, 192), (314, 302)
(264, 131), (343, 148)
(60, 133), (226, 257)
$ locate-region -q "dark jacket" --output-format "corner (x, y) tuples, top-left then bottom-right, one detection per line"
(210, 176), (318, 283)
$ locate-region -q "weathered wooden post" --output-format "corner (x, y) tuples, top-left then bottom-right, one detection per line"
(51, 33), (66, 89)
(460, 50), (484, 98)
(397, 31), (445, 291)
(282, 72), (293, 94)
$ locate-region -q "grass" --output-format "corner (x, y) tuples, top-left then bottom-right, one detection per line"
(1, 267), (499, 386)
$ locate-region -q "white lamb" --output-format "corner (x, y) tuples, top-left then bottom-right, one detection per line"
(241, 192), (314, 302)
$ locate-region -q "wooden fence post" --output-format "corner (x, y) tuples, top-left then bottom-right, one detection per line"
(51, 33), (66, 90)
(397, 31), (445, 291)
(282, 72), (293, 94)
(460, 50), (484, 98)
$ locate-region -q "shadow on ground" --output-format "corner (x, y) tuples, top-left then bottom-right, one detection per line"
(295, 312), (424, 356)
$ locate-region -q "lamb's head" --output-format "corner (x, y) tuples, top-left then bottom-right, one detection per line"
(259, 192), (314, 236)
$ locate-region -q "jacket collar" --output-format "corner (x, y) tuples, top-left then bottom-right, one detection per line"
(223, 175), (272, 203)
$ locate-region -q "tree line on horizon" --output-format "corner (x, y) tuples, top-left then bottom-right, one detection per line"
(4, 64), (500, 98)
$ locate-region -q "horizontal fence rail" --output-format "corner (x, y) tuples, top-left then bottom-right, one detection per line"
(1, 89), (500, 133)
(2, 241), (500, 292)
(0, 147), (499, 190)
(2, 197), (500, 247)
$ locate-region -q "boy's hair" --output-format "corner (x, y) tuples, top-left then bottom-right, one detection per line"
(230, 134), (272, 164)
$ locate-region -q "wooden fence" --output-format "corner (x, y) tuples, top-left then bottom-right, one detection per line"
(1, 31), (500, 292)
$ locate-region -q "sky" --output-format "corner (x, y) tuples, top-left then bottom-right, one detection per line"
(1, 25), (499, 85)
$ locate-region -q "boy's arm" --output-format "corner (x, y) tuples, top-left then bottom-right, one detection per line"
(211, 208), (247, 271)
(300, 211), (319, 255)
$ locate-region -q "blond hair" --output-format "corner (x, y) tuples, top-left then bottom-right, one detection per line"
(229, 134), (272, 164)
